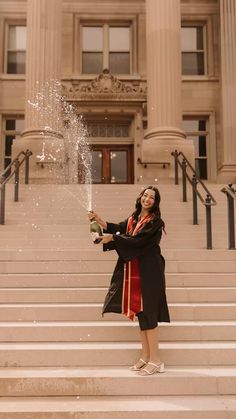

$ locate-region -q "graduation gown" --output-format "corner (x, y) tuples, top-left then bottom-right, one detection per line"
(102, 217), (170, 326)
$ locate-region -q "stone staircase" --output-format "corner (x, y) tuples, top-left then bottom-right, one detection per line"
(0, 183), (235, 418)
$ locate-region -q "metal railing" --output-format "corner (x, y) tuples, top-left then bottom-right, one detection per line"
(0, 150), (32, 224)
(171, 150), (217, 249)
(137, 158), (171, 169)
(221, 184), (236, 249)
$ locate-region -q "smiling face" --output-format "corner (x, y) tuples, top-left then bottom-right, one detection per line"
(140, 188), (156, 212)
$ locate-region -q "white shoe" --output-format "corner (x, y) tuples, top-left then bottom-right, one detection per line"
(138, 361), (165, 376)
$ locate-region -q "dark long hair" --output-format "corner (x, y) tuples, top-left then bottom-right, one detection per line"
(132, 186), (165, 231)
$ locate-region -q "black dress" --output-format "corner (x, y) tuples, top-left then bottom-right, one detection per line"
(102, 217), (170, 329)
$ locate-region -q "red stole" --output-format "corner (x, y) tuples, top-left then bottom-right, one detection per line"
(122, 214), (153, 320)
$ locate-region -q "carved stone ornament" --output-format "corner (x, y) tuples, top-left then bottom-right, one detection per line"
(62, 69), (147, 102)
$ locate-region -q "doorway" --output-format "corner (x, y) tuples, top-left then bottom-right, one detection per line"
(91, 145), (134, 184)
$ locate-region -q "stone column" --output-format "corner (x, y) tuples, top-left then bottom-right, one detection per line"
(13, 0), (64, 182)
(142, 0), (193, 182)
(218, 0), (236, 183)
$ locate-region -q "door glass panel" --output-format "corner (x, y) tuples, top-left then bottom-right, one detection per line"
(110, 151), (127, 183)
(92, 151), (103, 183)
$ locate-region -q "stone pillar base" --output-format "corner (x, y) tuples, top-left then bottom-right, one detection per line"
(140, 138), (195, 184)
(12, 132), (66, 184)
(217, 165), (236, 184)
(145, 126), (186, 142)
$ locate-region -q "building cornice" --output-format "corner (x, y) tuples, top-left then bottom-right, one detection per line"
(0, 1), (26, 13)
(181, 2), (219, 15)
(63, 1), (145, 13)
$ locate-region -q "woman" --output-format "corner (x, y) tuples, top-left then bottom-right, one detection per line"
(88, 186), (170, 375)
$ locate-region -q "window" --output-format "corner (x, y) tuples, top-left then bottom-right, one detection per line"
(181, 26), (205, 75)
(87, 121), (130, 138)
(2, 117), (25, 174)
(6, 25), (26, 74)
(183, 117), (208, 179)
(82, 24), (130, 74)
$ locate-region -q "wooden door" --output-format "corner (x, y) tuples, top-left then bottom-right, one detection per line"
(91, 145), (134, 184)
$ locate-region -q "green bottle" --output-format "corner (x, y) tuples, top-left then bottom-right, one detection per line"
(90, 216), (103, 244)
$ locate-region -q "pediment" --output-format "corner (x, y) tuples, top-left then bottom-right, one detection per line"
(62, 69), (147, 102)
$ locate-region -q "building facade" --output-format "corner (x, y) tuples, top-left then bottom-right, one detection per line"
(0, 0), (235, 184)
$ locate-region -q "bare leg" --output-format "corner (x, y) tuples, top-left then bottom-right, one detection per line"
(140, 330), (150, 361)
(138, 327), (164, 375)
(130, 329), (149, 370)
(146, 327), (162, 364)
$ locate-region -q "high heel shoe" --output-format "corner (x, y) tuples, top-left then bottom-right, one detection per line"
(138, 361), (165, 376)
(129, 358), (147, 371)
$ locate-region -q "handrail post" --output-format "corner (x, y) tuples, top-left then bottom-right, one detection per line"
(205, 194), (212, 249)
(14, 159), (20, 202)
(25, 149), (31, 184)
(172, 150), (179, 185)
(192, 174), (198, 225)
(226, 184), (235, 249)
(182, 158), (187, 202)
(0, 184), (6, 224)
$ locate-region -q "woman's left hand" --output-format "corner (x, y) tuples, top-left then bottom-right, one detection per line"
(98, 234), (113, 244)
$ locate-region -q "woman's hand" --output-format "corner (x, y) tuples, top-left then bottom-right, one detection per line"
(87, 211), (107, 230)
(98, 234), (113, 244)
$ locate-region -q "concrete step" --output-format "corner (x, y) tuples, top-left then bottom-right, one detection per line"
(0, 213), (229, 223)
(1, 341), (236, 367)
(1, 205), (219, 214)
(1, 198), (212, 207)
(0, 226), (230, 236)
(0, 249), (235, 261)
(0, 239), (231, 250)
(0, 260), (235, 274)
(0, 273), (235, 288)
(2, 212), (226, 222)
(0, 287), (236, 303)
(0, 239), (220, 249)
(0, 366), (235, 397)
(0, 195), (228, 213)
(0, 321), (235, 342)
(1, 197), (227, 210)
(0, 395), (235, 419)
(4, 185), (225, 201)
(0, 303), (236, 321)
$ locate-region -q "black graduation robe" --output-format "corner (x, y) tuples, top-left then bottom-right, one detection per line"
(102, 217), (170, 325)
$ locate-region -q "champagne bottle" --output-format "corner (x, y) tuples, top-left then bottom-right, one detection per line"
(90, 216), (103, 244)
